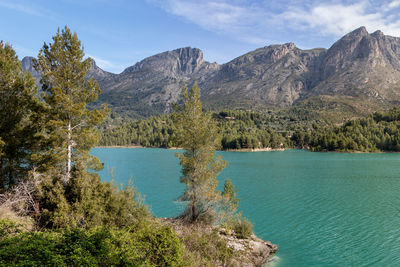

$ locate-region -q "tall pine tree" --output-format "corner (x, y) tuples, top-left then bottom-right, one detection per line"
(0, 42), (43, 189)
(35, 26), (108, 182)
(172, 83), (227, 223)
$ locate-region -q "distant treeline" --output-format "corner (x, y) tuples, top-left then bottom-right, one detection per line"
(99, 110), (289, 150)
(291, 108), (400, 152)
(101, 108), (400, 153)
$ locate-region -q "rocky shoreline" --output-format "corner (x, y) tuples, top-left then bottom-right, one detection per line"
(218, 228), (278, 267)
(163, 218), (278, 267)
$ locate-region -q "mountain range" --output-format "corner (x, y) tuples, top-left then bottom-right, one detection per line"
(22, 27), (400, 119)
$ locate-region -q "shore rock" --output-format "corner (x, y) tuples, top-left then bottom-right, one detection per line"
(163, 218), (277, 267)
(219, 229), (278, 267)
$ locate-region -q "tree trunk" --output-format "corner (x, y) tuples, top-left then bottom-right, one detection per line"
(192, 186), (197, 221)
(0, 157), (4, 189)
(191, 149), (198, 221)
(8, 158), (13, 187)
(66, 121), (72, 183)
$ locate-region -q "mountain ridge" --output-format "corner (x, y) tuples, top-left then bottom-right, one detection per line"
(22, 27), (400, 118)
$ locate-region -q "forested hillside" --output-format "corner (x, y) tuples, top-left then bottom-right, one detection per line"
(291, 108), (400, 152)
(99, 110), (296, 149)
(100, 107), (400, 153)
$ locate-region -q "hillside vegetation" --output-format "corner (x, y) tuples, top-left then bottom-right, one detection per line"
(304, 108), (400, 152)
(101, 107), (400, 153)
(99, 109), (312, 150)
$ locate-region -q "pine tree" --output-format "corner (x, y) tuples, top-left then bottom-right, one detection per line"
(35, 26), (108, 183)
(0, 42), (43, 189)
(222, 179), (239, 214)
(172, 83), (227, 223)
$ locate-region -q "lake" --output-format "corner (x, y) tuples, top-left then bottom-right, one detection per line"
(91, 148), (400, 267)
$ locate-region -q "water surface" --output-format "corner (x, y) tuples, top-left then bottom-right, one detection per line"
(91, 148), (400, 267)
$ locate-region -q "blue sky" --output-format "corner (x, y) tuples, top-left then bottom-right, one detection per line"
(1, 0), (400, 73)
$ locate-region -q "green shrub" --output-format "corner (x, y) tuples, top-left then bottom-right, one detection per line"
(38, 169), (149, 229)
(0, 219), (23, 238)
(0, 225), (184, 266)
(180, 227), (233, 266)
(0, 205), (34, 232)
(233, 217), (253, 239)
(0, 231), (63, 266)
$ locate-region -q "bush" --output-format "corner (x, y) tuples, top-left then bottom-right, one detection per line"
(0, 206), (33, 234)
(0, 231), (63, 266)
(178, 225), (234, 266)
(0, 219), (23, 238)
(0, 224), (184, 266)
(233, 217), (253, 239)
(38, 169), (149, 229)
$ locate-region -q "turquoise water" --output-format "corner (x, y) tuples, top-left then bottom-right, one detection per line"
(91, 148), (400, 267)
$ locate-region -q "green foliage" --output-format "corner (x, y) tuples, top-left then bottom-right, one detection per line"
(222, 179), (239, 209)
(0, 225), (184, 266)
(172, 84), (227, 223)
(0, 31), (262, 267)
(215, 110), (286, 149)
(38, 169), (149, 229)
(99, 114), (174, 148)
(233, 216), (254, 239)
(99, 109), (289, 150)
(136, 223), (184, 266)
(219, 180), (253, 239)
(0, 41), (44, 188)
(35, 25), (108, 181)
(179, 227), (234, 266)
(220, 179), (240, 227)
(0, 219), (23, 238)
(306, 108), (400, 152)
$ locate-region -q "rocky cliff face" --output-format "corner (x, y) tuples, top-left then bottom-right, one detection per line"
(21, 27), (400, 117)
(87, 58), (116, 81)
(200, 43), (325, 108)
(121, 47), (209, 77)
(92, 47), (220, 116)
(309, 26), (400, 104)
(21, 56), (41, 82)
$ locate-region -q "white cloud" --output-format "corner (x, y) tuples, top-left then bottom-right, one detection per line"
(285, 0), (400, 37)
(149, 0), (400, 45)
(148, 0), (278, 44)
(387, 0), (400, 9)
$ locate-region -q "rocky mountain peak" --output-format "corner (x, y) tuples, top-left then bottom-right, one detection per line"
(86, 57), (114, 80)
(349, 26), (368, 37)
(122, 47), (206, 77)
(371, 30), (384, 38)
(89, 57), (98, 70)
(284, 42), (296, 50)
(328, 26), (368, 51)
(320, 26), (374, 79)
(21, 56), (40, 80)
(21, 56), (35, 72)
(268, 42), (297, 61)
(226, 42), (299, 69)
(21, 27), (400, 118)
